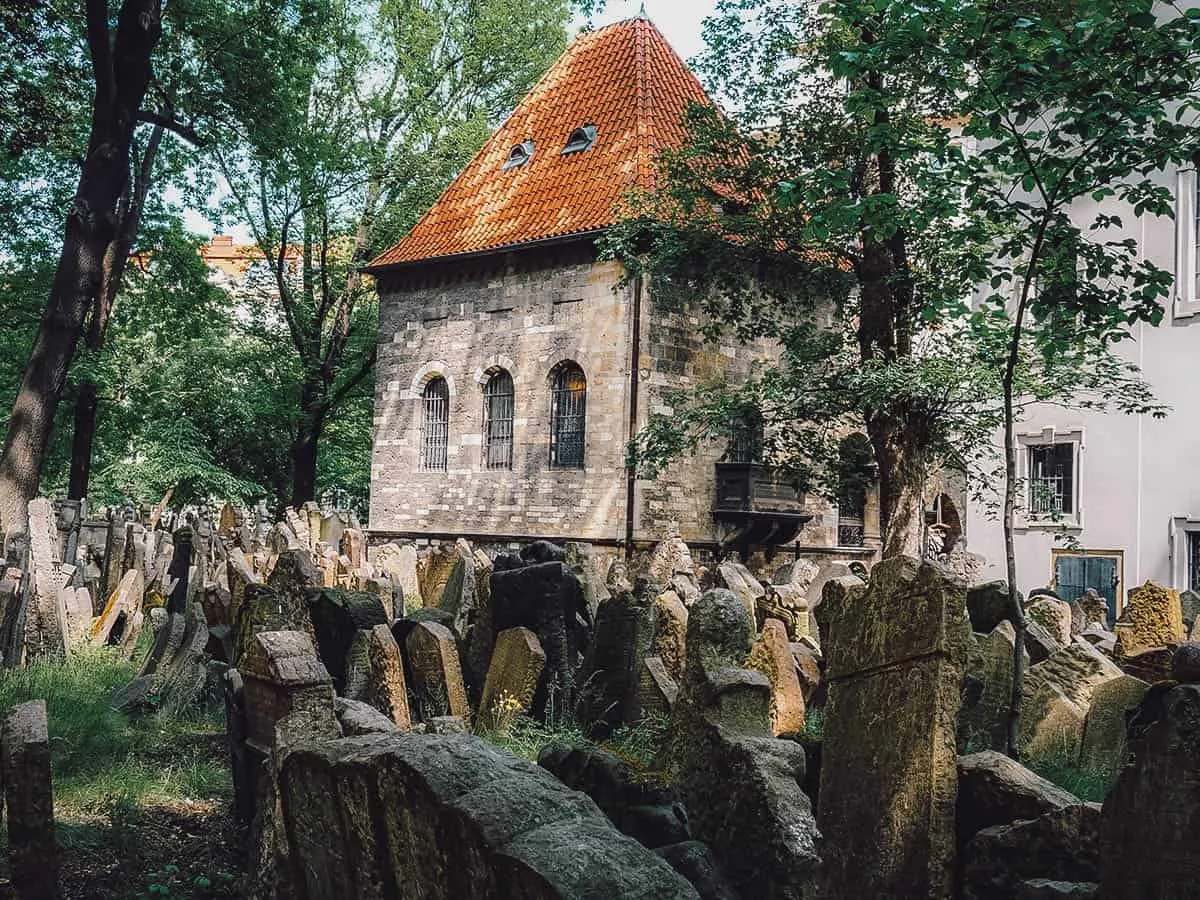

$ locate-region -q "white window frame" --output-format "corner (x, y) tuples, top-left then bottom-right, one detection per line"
(1014, 427), (1084, 531)
(1168, 515), (1200, 590)
(1174, 167), (1200, 318)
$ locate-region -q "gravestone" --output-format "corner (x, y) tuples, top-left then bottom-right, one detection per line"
(1099, 683), (1200, 898)
(374, 542), (420, 612)
(578, 581), (656, 738)
(303, 588), (388, 693)
(344, 624), (411, 728)
(24, 498), (69, 660)
(417, 544), (459, 608)
(652, 590), (688, 684)
(90, 568), (144, 650)
(1028, 598), (1073, 647)
(648, 532), (696, 587)
(477, 627), (546, 730)
(1078, 675), (1148, 778)
(2, 699), (58, 900)
(638, 655), (678, 719)
(748, 618), (805, 736)
(818, 557), (969, 900)
(405, 621), (470, 722)
(717, 561), (764, 631)
(1114, 581), (1183, 656)
(1021, 640), (1122, 762)
(239, 630), (335, 755)
(960, 620), (1025, 753)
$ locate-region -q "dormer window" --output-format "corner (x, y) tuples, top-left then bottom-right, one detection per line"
(562, 124), (597, 155)
(503, 140), (535, 170)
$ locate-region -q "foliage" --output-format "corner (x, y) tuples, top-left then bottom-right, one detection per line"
(604, 0), (1200, 557)
(0, 647), (230, 809)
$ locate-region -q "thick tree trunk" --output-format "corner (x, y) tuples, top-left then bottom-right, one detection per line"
(0, 0), (161, 536)
(867, 413), (927, 559)
(67, 381), (99, 501)
(290, 380), (326, 508)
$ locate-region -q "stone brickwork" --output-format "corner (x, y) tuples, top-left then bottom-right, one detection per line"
(370, 242), (815, 548)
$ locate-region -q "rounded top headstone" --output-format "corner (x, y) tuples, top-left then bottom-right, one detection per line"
(1171, 642), (1200, 683)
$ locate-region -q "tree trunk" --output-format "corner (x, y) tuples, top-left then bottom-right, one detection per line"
(290, 380), (326, 508)
(867, 413), (927, 559)
(67, 381), (99, 501)
(0, 0), (162, 536)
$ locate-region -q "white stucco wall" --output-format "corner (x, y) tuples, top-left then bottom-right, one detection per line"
(965, 164), (1200, 609)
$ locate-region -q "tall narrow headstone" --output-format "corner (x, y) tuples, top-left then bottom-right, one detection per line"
(2, 699), (59, 900)
(344, 624), (412, 729)
(478, 627), (546, 730)
(818, 557), (969, 900)
(405, 621), (470, 722)
(748, 618), (806, 736)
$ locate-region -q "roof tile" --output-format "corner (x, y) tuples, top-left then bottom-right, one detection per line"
(368, 17), (710, 269)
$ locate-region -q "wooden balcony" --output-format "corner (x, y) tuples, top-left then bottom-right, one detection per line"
(713, 462), (812, 548)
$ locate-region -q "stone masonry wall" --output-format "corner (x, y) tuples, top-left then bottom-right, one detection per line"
(371, 245), (633, 542)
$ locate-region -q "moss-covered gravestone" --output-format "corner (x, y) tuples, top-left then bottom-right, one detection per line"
(818, 557), (969, 900)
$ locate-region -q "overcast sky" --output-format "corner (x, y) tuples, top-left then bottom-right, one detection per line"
(579, 0), (718, 63)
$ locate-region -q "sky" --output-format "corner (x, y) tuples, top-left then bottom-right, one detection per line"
(580, 0), (718, 62)
(184, 0), (721, 239)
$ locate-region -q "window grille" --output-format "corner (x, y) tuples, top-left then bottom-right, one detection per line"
(420, 377), (449, 471)
(550, 364), (586, 468)
(483, 370), (515, 470)
(1028, 443), (1075, 518)
(1190, 532), (1200, 592)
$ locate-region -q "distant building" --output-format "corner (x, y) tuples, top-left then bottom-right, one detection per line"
(965, 163), (1200, 619)
(365, 17), (881, 559)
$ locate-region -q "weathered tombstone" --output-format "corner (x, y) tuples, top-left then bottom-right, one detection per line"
(1180, 589), (1200, 636)
(1114, 581), (1183, 656)
(58, 584), (93, 649)
(218, 503), (237, 537)
(344, 624), (411, 728)
(648, 531), (696, 587)
(304, 588), (388, 693)
(239, 630), (335, 756)
(716, 561), (764, 631)
(417, 543), (459, 608)
(338, 527), (365, 572)
(477, 626), (546, 730)
(578, 580), (656, 738)
(102, 511), (128, 603)
(818, 557), (969, 900)
(24, 498), (69, 660)
(748, 618), (806, 736)
(652, 590), (688, 684)
(967, 581), (1014, 634)
(1021, 640), (1122, 762)
(0, 566), (26, 665)
(266, 548), (321, 633)
(405, 621), (470, 722)
(89, 568), (144, 650)
(1099, 682), (1200, 898)
(1078, 674), (1148, 778)
(1028, 597), (1073, 647)
(374, 542), (420, 611)
(670, 588), (819, 900)
(638, 655), (678, 719)
(2, 699), (59, 900)
(960, 620), (1026, 753)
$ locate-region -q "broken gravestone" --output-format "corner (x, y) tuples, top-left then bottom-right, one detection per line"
(818, 557), (969, 900)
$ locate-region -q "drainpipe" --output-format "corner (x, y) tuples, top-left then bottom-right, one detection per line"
(624, 272), (644, 558)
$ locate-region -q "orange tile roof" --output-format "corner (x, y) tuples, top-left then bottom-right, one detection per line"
(367, 17), (711, 269)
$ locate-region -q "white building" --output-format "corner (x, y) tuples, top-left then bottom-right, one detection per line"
(966, 164), (1200, 621)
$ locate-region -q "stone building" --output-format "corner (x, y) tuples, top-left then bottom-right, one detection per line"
(366, 16), (879, 560)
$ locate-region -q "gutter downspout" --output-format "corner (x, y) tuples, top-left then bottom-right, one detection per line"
(625, 273), (644, 558)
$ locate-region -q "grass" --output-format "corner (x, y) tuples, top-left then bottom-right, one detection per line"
(0, 647), (239, 899)
(1023, 754), (1114, 804)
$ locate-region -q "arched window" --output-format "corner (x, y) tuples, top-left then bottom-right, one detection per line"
(549, 363), (587, 468)
(420, 377), (450, 471)
(482, 369), (515, 470)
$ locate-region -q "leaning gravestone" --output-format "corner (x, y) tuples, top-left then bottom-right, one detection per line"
(405, 621), (470, 722)
(2, 699), (59, 900)
(477, 626), (546, 730)
(1078, 674), (1148, 778)
(344, 624), (411, 729)
(748, 618), (805, 736)
(959, 620), (1025, 753)
(303, 588), (388, 693)
(818, 557), (969, 900)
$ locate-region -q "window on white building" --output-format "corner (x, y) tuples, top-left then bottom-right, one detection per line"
(1190, 532), (1200, 592)
(1028, 442), (1076, 520)
(1174, 167), (1200, 318)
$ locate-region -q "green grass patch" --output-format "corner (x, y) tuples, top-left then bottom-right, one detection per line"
(0, 647), (230, 811)
(1023, 754), (1114, 804)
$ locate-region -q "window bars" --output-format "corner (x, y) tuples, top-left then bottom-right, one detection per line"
(1028, 443), (1074, 518)
(483, 370), (515, 470)
(421, 377), (449, 471)
(550, 364), (587, 468)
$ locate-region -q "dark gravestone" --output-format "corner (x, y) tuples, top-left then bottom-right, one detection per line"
(577, 580), (656, 738)
(2, 699), (59, 900)
(520, 540), (567, 564)
(968, 581), (1016, 634)
(304, 589), (388, 693)
(818, 557), (970, 900)
(1099, 683), (1200, 898)
(490, 562), (589, 715)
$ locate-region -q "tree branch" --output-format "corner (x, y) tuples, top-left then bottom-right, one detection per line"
(136, 110), (205, 146)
